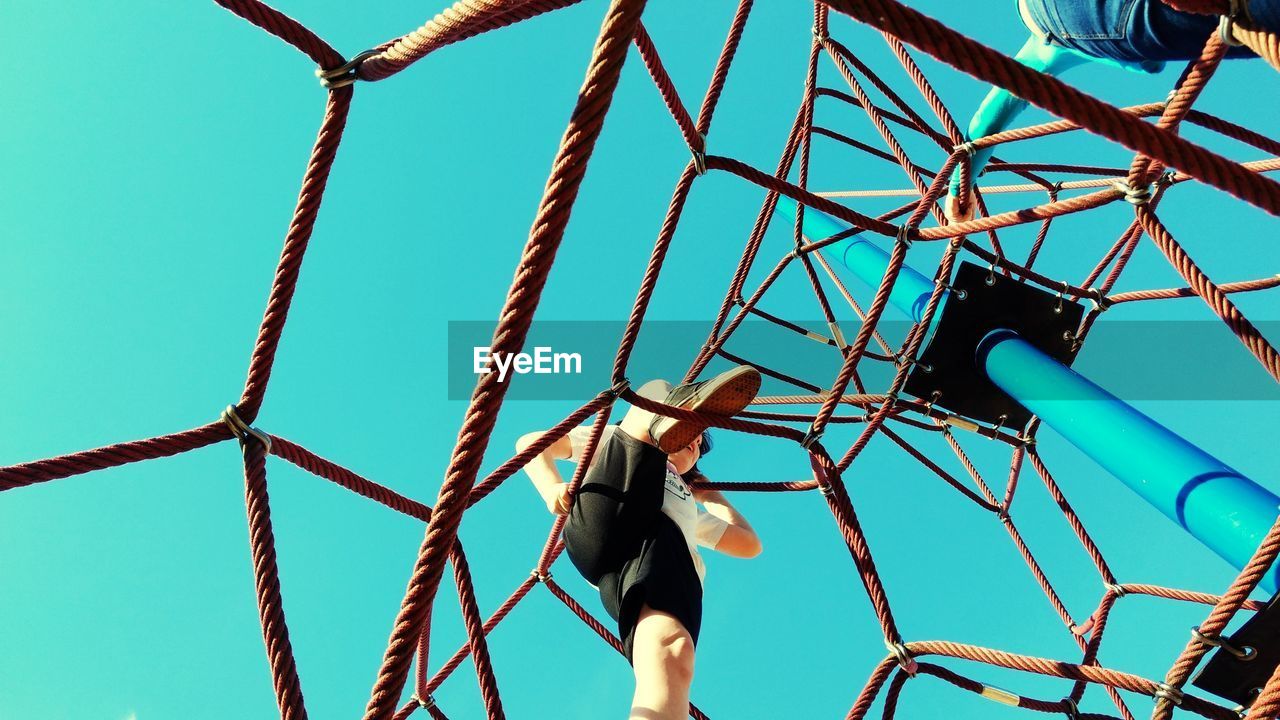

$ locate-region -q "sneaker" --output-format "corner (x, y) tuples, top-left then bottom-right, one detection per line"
(648, 365), (761, 453)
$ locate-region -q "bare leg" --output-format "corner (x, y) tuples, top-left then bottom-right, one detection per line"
(617, 379), (673, 447)
(628, 603), (695, 720)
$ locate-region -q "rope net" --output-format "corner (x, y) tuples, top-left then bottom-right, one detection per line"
(5, 0), (1280, 718)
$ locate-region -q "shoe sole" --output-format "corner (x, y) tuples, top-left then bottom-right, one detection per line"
(651, 366), (761, 454)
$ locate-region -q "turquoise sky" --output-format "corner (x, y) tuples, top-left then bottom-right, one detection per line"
(4, 2), (1278, 719)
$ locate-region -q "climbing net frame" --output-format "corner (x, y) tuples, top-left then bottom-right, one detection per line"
(5, 0), (1280, 719)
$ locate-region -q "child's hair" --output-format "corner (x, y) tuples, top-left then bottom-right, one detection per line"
(699, 428), (714, 457)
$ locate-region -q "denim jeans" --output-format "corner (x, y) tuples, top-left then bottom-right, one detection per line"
(1023, 0), (1279, 64)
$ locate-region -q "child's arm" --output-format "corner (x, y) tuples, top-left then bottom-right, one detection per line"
(945, 35), (1089, 220)
(517, 431), (575, 515)
(694, 486), (762, 559)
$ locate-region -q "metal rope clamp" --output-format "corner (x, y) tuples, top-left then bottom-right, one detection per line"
(1060, 697), (1082, 720)
(895, 223), (917, 249)
(221, 404), (272, 452)
(885, 639), (918, 676)
(1113, 180), (1152, 206)
(1193, 586), (1280, 705)
(691, 132), (708, 176)
(412, 694), (437, 711)
(1191, 627), (1257, 661)
(800, 426), (824, 451)
(605, 378), (632, 403)
(922, 390), (942, 415)
(1154, 682), (1184, 707)
(1086, 286), (1112, 313)
(1219, 0), (1247, 46)
(938, 281), (968, 301)
(316, 49), (379, 89)
(897, 353), (932, 374)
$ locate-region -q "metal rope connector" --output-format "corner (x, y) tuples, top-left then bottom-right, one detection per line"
(991, 413), (1008, 435)
(896, 353), (932, 374)
(1065, 331), (1083, 353)
(1113, 180), (1152, 206)
(953, 141), (977, 158)
(979, 684), (1020, 706)
(812, 24), (829, 42)
(1154, 682), (1185, 706)
(605, 378), (632, 402)
(1086, 286), (1112, 313)
(1219, 0), (1247, 46)
(530, 568), (552, 583)
(827, 321), (847, 349)
(944, 415), (980, 433)
(885, 640), (918, 676)
(1191, 627), (1257, 661)
(412, 694), (437, 711)
(691, 132), (708, 176)
(939, 282), (968, 301)
(800, 426), (824, 451)
(1104, 582), (1127, 598)
(1061, 697), (1082, 720)
(921, 390), (942, 415)
(316, 49), (379, 89)
(895, 223), (917, 249)
(221, 404), (272, 452)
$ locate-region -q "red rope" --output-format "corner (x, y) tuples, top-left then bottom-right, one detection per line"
(237, 88), (354, 424)
(241, 438), (308, 719)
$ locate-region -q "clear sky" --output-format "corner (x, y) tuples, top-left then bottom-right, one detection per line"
(3, 1), (1278, 719)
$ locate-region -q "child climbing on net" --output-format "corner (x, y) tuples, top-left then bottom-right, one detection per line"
(518, 366), (764, 720)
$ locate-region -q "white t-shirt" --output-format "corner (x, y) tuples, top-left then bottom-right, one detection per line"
(566, 425), (729, 584)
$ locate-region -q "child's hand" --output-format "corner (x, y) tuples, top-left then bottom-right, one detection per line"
(945, 193), (975, 224)
(548, 484), (573, 515)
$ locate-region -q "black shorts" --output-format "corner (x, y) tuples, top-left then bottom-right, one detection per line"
(562, 429), (703, 662)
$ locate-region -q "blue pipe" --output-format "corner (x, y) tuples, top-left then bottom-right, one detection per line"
(978, 330), (1280, 594)
(774, 198), (938, 323)
(783, 197), (1280, 593)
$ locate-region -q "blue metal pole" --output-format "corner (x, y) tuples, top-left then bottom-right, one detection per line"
(977, 330), (1280, 594)
(774, 198), (938, 323)
(782, 197), (1280, 592)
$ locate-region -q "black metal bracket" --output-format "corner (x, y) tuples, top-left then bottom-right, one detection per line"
(903, 261), (1085, 428)
(1193, 589), (1280, 706)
